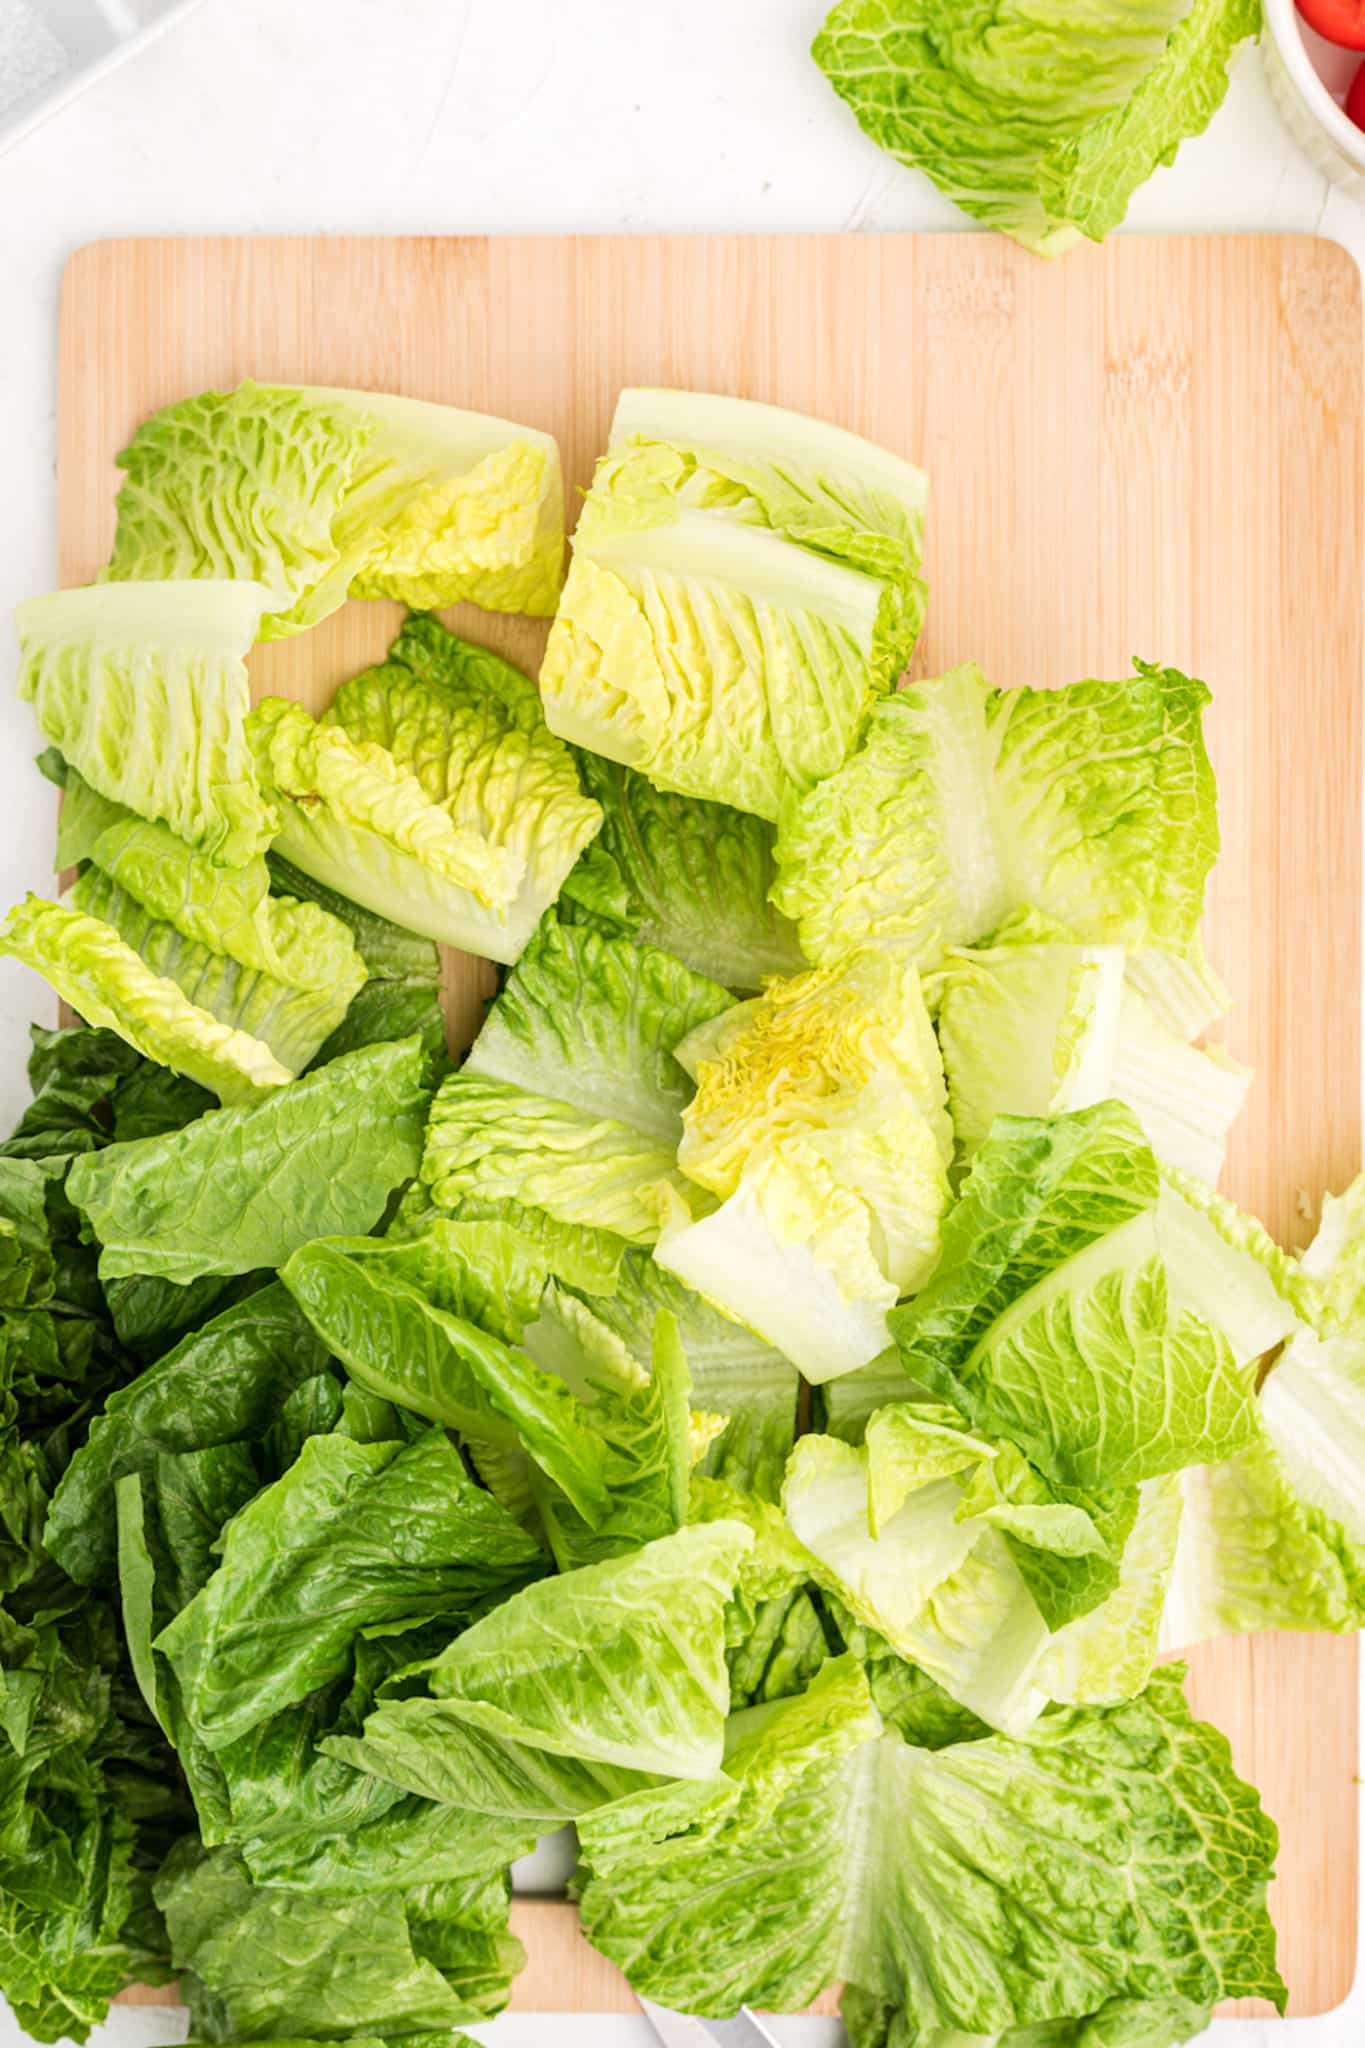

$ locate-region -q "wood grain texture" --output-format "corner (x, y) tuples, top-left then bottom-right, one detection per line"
(63, 233), (1359, 2025)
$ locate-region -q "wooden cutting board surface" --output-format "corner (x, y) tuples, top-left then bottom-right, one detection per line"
(59, 233), (1360, 2024)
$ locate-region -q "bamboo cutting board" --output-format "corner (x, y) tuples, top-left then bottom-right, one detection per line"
(59, 235), (1360, 2025)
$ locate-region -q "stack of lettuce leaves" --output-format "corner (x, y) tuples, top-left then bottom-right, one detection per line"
(0, 377), (1350, 2048)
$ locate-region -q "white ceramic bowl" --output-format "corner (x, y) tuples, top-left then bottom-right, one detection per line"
(0, 0), (204, 157)
(1265, 0), (1365, 191)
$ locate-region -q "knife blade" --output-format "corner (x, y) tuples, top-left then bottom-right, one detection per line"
(638, 1995), (785, 2048)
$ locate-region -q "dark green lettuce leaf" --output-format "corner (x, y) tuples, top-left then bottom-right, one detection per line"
(45, 1282), (333, 1586)
(66, 1038), (431, 1284)
(156, 1428), (545, 1748)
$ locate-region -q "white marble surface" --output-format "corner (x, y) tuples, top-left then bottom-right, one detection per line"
(0, 2), (1361, 2043)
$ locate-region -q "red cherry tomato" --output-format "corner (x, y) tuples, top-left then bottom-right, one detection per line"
(1298, 0), (1365, 48)
(1348, 55), (1365, 126)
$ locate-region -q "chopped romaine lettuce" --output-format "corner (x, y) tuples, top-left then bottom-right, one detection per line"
(105, 380), (565, 633)
(774, 659), (1217, 970)
(659, 950), (951, 1381)
(812, 0), (1260, 256)
(541, 389), (928, 820)
(17, 580), (276, 864)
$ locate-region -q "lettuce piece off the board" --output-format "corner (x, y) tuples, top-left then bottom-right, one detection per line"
(423, 915), (732, 1255)
(17, 580), (277, 864)
(541, 388), (928, 821)
(774, 659), (1218, 971)
(68, 816), (366, 1077)
(65, 1036), (430, 1283)
(0, 895), (291, 1106)
(104, 379), (565, 632)
(934, 906), (1250, 1182)
(658, 950), (951, 1383)
(576, 1657), (1284, 2038)
(812, 0), (1259, 257)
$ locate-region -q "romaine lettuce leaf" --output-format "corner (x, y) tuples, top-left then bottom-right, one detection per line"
(155, 1840), (522, 2037)
(517, 1290), (692, 1569)
(659, 951), (952, 1381)
(44, 1282), (329, 1585)
(66, 1037), (430, 1283)
(156, 1427), (545, 1749)
(576, 1658), (1284, 2032)
(812, 0), (1259, 256)
(935, 907), (1250, 1180)
(17, 581), (277, 864)
(587, 385), (928, 673)
(105, 380), (564, 633)
(541, 391), (929, 821)
(37, 750), (134, 871)
(559, 752), (804, 991)
(321, 614), (601, 962)
(69, 818), (366, 1077)
(1161, 1177), (1365, 1648)
(330, 1523), (753, 1818)
(279, 1232), (612, 1524)
(773, 660), (1217, 970)
(0, 896), (291, 1106)
(265, 852), (445, 1066)
(890, 1104), (1260, 1492)
(576, 1250), (800, 1501)
(542, 516), (890, 823)
(423, 918), (731, 1249)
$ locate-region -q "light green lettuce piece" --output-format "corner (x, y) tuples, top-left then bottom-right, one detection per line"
(576, 1658), (1284, 2033)
(66, 1037), (430, 1283)
(1155, 1166), (1305, 1365)
(1161, 1181), (1365, 1649)
(774, 660), (1217, 971)
(659, 951), (952, 1382)
(69, 817), (366, 1075)
(783, 1426), (1169, 1734)
(812, 0), (1259, 256)
(558, 752), (805, 992)
(1127, 935), (1232, 1038)
(935, 908), (1249, 1181)
(816, 1348), (922, 1442)
(329, 1522), (752, 1840)
(106, 379), (564, 634)
(247, 695), (530, 957)
(0, 895), (289, 1107)
(464, 914), (733, 1141)
(423, 1074), (694, 1248)
(599, 387), (928, 674)
(576, 1251), (800, 1501)
(889, 1104), (1260, 1492)
(322, 614), (601, 961)
(1161, 1429), (1365, 1650)
(37, 749), (134, 869)
(424, 917), (732, 1249)
(424, 1190), (626, 1297)
(542, 512), (892, 822)
(17, 580), (277, 864)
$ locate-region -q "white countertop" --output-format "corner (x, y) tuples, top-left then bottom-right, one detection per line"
(0, 3), (1361, 2044)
